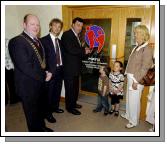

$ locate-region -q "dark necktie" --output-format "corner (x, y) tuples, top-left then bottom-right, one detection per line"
(55, 38), (61, 66)
(34, 38), (40, 46)
(34, 38), (43, 57)
(76, 36), (81, 46)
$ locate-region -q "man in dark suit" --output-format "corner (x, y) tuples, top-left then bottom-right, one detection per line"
(61, 17), (91, 115)
(41, 18), (64, 122)
(8, 14), (53, 132)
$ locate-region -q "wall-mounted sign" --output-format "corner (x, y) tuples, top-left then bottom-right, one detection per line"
(82, 25), (107, 70)
(85, 25), (105, 53)
(81, 21), (110, 93)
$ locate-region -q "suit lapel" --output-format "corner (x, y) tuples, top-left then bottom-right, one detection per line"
(46, 34), (58, 58)
(47, 34), (55, 50)
(22, 32), (34, 43)
(69, 29), (81, 48)
(22, 32), (45, 57)
(21, 32), (46, 69)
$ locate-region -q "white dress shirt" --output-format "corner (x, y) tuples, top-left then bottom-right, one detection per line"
(24, 30), (35, 40)
(50, 33), (63, 66)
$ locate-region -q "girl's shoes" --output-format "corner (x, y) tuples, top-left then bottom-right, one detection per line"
(109, 109), (115, 114)
(114, 111), (119, 116)
(109, 110), (119, 116)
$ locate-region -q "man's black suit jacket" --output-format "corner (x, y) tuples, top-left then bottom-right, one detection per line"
(8, 32), (46, 98)
(41, 34), (63, 77)
(61, 29), (85, 77)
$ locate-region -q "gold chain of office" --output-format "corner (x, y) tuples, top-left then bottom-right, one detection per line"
(20, 34), (46, 69)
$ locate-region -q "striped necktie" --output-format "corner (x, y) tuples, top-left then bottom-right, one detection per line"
(55, 38), (61, 66)
(34, 38), (43, 57)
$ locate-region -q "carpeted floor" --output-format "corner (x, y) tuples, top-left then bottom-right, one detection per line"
(5, 94), (152, 132)
(79, 94), (126, 111)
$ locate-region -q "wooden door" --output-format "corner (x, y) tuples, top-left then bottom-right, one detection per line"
(62, 5), (155, 119)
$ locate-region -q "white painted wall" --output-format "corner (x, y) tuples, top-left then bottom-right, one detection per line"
(5, 5), (21, 39)
(5, 5), (62, 38)
(5, 5), (65, 97)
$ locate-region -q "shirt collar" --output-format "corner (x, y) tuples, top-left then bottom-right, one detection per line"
(24, 30), (36, 40)
(50, 32), (59, 40)
(135, 41), (149, 51)
(71, 28), (78, 37)
(112, 71), (121, 75)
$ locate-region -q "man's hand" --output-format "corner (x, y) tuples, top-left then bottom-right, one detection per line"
(81, 41), (85, 47)
(45, 71), (52, 82)
(85, 47), (92, 54)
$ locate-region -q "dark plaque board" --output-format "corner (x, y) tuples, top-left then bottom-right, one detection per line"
(81, 19), (111, 93)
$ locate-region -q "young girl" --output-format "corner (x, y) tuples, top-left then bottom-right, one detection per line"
(109, 61), (124, 116)
(93, 65), (111, 115)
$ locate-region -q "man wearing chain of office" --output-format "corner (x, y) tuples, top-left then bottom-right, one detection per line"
(8, 14), (53, 132)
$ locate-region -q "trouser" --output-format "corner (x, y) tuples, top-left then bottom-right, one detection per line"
(125, 74), (144, 126)
(46, 67), (63, 111)
(64, 76), (79, 110)
(146, 87), (155, 124)
(96, 94), (109, 111)
(19, 79), (46, 132)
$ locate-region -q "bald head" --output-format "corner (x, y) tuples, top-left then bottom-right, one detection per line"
(23, 14), (40, 38)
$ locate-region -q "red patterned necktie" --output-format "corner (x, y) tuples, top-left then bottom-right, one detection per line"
(34, 38), (40, 47)
(55, 38), (60, 66)
(34, 38), (43, 57)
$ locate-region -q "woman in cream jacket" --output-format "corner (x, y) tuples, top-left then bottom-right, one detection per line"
(121, 25), (154, 128)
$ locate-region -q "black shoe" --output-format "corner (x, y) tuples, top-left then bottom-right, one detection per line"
(46, 115), (56, 123)
(93, 109), (101, 113)
(104, 110), (109, 116)
(75, 104), (82, 109)
(41, 126), (54, 132)
(54, 108), (64, 113)
(67, 109), (81, 115)
(109, 109), (114, 115)
(114, 111), (119, 116)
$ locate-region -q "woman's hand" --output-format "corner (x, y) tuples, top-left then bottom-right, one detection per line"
(132, 81), (138, 90)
